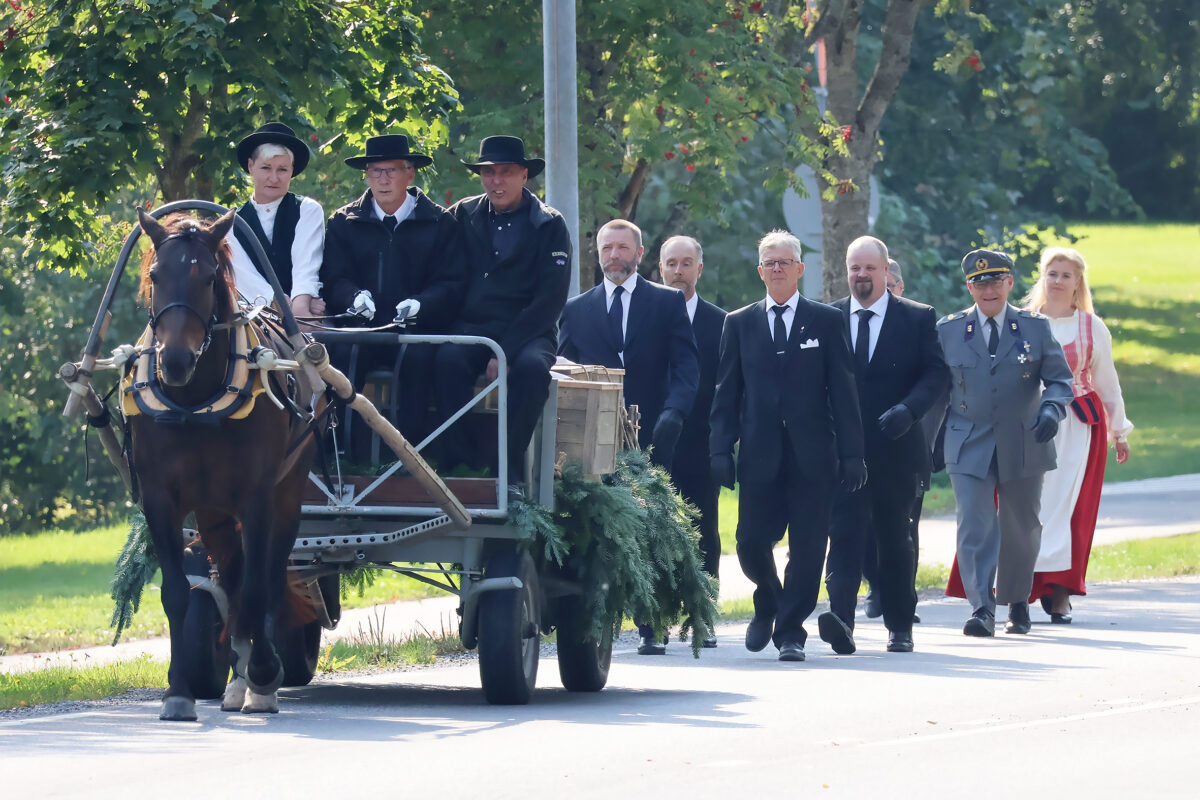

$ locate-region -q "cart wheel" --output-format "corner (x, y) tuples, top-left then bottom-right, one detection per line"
(555, 595), (613, 692)
(275, 620), (322, 687)
(478, 551), (540, 705)
(181, 587), (231, 700)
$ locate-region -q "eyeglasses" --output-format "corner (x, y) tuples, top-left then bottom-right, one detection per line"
(759, 258), (797, 270)
(366, 165), (411, 179)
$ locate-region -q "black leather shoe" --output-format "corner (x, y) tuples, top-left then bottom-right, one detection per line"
(1050, 599), (1073, 624)
(864, 589), (883, 619)
(702, 635), (718, 648)
(1005, 601), (1032, 634)
(745, 615), (774, 652)
(1040, 595), (1053, 616)
(963, 608), (995, 637)
(818, 611), (856, 655)
(912, 612), (921, 624)
(637, 635), (666, 655)
(887, 631), (914, 652)
(777, 641), (805, 662)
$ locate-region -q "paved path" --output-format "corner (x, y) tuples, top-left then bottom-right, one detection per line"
(3, 473), (1198, 675)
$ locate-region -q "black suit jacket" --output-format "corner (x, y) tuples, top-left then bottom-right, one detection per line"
(559, 274), (700, 448)
(710, 295), (863, 483)
(832, 293), (950, 480)
(674, 295), (727, 477)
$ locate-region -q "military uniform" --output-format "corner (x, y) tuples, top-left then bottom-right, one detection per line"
(938, 253), (1072, 624)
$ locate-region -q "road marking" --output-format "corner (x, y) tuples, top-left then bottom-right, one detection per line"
(862, 695), (1200, 748)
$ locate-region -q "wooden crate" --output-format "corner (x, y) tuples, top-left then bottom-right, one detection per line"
(550, 362), (625, 385)
(555, 377), (624, 478)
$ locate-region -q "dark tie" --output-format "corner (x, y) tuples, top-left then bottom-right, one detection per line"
(772, 304), (788, 356)
(383, 214), (398, 232)
(987, 317), (999, 357)
(609, 285), (625, 352)
(855, 309), (874, 371)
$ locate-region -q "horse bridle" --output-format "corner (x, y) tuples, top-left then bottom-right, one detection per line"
(146, 229), (223, 359)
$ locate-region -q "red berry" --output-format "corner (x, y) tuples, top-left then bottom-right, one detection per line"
(685, 164), (696, 172)
(680, 146), (691, 154)
(689, 49), (695, 55)
(665, 152), (675, 160)
(967, 55), (980, 67)
(741, 136), (749, 142)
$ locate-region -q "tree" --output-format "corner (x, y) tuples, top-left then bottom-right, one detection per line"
(0, 0), (458, 272)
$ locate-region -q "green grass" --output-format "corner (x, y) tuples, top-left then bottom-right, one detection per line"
(1085, 531), (1200, 582)
(0, 654), (167, 710)
(0, 523), (442, 655)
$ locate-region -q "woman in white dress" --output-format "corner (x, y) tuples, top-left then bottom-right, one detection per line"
(1024, 247), (1132, 622)
(227, 123), (326, 319)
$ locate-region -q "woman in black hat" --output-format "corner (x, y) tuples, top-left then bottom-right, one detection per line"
(227, 122), (326, 318)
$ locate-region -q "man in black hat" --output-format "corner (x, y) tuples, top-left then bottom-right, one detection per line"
(937, 249), (1071, 637)
(320, 134), (466, 456)
(433, 135), (571, 485)
(228, 122), (326, 318)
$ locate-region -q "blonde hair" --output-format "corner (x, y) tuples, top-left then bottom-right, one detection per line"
(1024, 247), (1094, 314)
(249, 142), (294, 166)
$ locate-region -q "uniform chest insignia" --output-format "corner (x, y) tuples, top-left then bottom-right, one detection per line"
(1017, 353), (1028, 364)
(1023, 340), (1031, 353)
(1022, 370), (1032, 380)
(960, 401), (968, 411)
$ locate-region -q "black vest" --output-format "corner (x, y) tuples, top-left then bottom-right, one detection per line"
(234, 193), (302, 295)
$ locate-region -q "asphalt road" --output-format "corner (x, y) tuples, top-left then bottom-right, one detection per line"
(3, 577), (1198, 799)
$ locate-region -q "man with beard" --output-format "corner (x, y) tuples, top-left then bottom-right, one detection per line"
(822, 236), (949, 654)
(658, 236), (726, 647)
(559, 218), (700, 655)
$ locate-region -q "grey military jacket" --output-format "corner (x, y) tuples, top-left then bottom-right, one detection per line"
(937, 304), (1073, 481)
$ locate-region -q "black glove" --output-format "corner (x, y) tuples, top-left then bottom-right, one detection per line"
(651, 408), (685, 464)
(1032, 405), (1060, 444)
(877, 403), (915, 440)
(839, 458), (868, 492)
(710, 454), (736, 489)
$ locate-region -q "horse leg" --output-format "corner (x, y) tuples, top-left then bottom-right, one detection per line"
(238, 502), (285, 696)
(195, 511), (241, 705)
(143, 495), (197, 721)
(223, 636), (251, 712)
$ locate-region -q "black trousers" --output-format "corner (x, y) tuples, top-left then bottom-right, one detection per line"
(674, 465), (721, 579)
(433, 341), (553, 479)
(827, 472), (919, 634)
(862, 491), (923, 590)
(736, 445), (832, 647)
(329, 342), (435, 464)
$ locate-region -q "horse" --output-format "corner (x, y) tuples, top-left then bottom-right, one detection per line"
(128, 207), (322, 720)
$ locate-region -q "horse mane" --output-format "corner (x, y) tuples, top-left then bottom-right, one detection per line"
(137, 212), (237, 310)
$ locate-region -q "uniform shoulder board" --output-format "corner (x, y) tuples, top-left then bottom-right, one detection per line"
(937, 312), (959, 326)
(1019, 309), (1047, 320)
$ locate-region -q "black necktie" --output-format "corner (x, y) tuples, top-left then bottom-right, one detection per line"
(383, 214), (398, 232)
(609, 286), (625, 352)
(772, 304), (788, 355)
(987, 317), (999, 357)
(855, 309), (874, 371)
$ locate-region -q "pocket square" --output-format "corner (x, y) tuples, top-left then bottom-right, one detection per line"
(799, 338), (820, 349)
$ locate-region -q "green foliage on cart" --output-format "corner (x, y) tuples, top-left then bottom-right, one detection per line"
(511, 449), (719, 658)
(108, 511), (158, 645)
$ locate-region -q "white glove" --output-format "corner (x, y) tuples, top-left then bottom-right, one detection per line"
(349, 290), (375, 321)
(394, 298), (421, 323)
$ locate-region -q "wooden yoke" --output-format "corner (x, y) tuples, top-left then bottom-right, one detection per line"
(300, 341), (472, 530)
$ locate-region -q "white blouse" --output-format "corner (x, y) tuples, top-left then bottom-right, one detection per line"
(226, 194), (325, 304)
(1045, 310), (1134, 442)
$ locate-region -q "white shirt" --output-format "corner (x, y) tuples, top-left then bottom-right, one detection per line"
(763, 290), (801, 340)
(685, 292), (699, 323)
(976, 304), (1009, 350)
(373, 189), (416, 225)
(227, 194), (325, 304)
(603, 272), (638, 365)
(849, 291), (889, 361)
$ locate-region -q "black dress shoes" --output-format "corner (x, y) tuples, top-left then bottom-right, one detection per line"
(702, 635), (719, 648)
(637, 636), (666, 655)
(745, 614), (775, 652)
(864, 589), (883, 619)
(1005, 601), (1032, 634)
(912, 612), (921, 624)
(817, 611), (856, 655)
(887, 631), (914, 652)
(778, 641), (805, 662)
(963, 607), (996, 637)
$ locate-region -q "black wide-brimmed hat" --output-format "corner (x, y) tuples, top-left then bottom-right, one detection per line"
(962, 249), (1014, 283)
(344, 134), (433, 169)
(461, 135), (545, 178)
(236, 122), (312, 175)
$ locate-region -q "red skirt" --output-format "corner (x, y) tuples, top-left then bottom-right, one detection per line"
(944, 392), (1108, 600)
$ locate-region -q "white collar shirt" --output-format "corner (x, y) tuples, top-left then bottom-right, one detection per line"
(603, 272), (639, 364)
(849, 291), (890, 361)
(373, 189), (416, 225)
(976, 304), (1009, 348)
(685, 292), (699, 324)
(763, 290), (801, 340)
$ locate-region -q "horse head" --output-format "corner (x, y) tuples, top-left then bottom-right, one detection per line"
(137, 207), (237, 386)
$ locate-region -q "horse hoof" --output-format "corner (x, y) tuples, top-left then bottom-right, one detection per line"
(241, 691), (279, 714)
(159, 696), (198, 722)
(221, 677), (248, 712)
(247, 662), (285, 696)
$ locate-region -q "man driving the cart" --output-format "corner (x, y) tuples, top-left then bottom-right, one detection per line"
(319, 134), (467, 458)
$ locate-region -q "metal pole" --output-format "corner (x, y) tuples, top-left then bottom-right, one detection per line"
(543, 0), (581, 297)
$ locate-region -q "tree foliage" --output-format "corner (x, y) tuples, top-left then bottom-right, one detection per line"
(0, 0), (458, 272)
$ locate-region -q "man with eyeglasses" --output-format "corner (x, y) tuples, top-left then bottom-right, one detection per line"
(709, 230), (865, 663)
(938, 250), (1071, 637)
(320, 134), (466, 459)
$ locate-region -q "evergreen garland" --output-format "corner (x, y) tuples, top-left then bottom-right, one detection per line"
(512, 449), (719, 657)
(109, 511), (158, 645)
